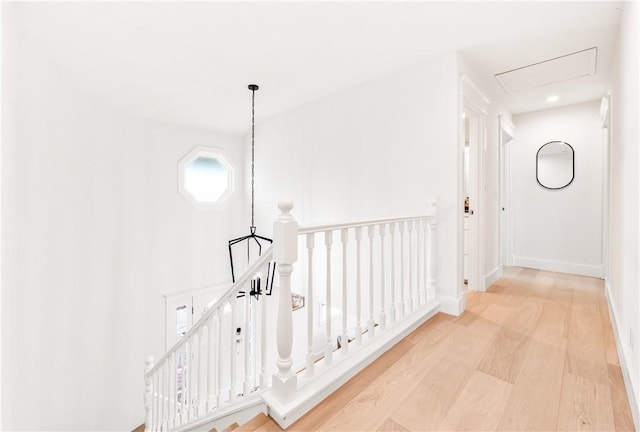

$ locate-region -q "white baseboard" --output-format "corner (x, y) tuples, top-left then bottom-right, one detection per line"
(484, 266), (502, 289)
(439, 293), (465, 316)
(512, 256), (602, 278)
(605, 282), (639, 430)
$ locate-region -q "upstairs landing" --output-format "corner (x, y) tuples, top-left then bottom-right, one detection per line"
(239, 267), (634, 431)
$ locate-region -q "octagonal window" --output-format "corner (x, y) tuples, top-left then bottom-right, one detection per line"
(179, 147), (234, 208)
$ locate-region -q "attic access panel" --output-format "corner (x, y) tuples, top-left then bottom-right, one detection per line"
(495, 47), (597, 94)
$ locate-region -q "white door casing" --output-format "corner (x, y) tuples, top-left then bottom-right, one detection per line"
(460, 76), (490, 295)
(600, 95), (610, 281)
(498, 115), (516, 268)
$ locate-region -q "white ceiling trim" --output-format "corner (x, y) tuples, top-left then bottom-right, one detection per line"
(495, 47), (598, 94)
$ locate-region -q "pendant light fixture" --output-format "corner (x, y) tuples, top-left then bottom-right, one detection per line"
(228, 84), (275, 299)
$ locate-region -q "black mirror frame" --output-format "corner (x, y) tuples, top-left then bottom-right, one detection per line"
(536, 140), (575, 190)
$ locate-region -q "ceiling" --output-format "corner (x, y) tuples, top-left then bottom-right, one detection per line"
(9, 1), (622, 135)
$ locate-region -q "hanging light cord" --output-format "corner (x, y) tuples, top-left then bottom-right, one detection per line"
(250, 85), (257, 233)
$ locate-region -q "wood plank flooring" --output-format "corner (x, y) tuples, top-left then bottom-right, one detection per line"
(255, 267), (636, 431)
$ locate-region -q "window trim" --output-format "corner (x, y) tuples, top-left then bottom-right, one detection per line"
(178, 146), (235, 209)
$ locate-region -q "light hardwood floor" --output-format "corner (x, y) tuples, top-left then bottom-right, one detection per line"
(255, 267), (635, 431)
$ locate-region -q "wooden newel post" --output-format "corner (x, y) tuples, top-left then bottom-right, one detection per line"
(273, 199), (298, 402)
(144, 356), (154, 432)
(427, 200), (438, 301)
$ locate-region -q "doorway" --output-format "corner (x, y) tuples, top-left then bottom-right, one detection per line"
(498, 115), (515, 268)
(460, 76), (489, 297)
(463, 111), (478, 291)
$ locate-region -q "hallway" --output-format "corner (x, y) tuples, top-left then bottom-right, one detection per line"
(256, 267), (634, 431)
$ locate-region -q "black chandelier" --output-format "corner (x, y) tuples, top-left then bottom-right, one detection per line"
(228, 84), (275, 300)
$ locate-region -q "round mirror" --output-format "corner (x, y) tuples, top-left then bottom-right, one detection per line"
(536, 141), (574, 190)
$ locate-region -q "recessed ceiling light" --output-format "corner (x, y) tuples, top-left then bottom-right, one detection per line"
(546, 95), (559, 103)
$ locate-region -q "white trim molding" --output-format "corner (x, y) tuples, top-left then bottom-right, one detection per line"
(460, 75), (491, 114)
(177, 145), (237, 210)
(459, 75), (490, 298)
(498, 115), (515, 268)
(605, 282), (640, 430)
(512, 256), (602, 278)
(600, 95), (611, 128)
(485, 266), (503, 289)
(439, 294), (465, 316)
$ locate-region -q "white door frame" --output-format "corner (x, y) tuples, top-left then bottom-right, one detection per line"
(498, 115), (516, 268)
(600, 96), (610, 280)
(459, 76), (490, 296)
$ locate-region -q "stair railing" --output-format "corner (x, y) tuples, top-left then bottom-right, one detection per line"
(265, 200), (439, 426)
(294, 203), (438, 377)
(144, 247), (275, 432)
(144, 199), (439, 431)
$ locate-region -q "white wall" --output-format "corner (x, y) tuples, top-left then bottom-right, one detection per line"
(608, 0), (640, 425)
(0, 1), (4, 426)
(250, 53), (460, 310)
(1, 12), (246, 430)
(511, 101), (603, 277)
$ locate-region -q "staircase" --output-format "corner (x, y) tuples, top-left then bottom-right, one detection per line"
(143, 200), (440, 432)
(210, 413), (270, 432)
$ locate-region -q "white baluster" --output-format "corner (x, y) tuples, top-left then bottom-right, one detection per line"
(153, 373), (159, 431)
(272, 200), (299, 402)
(157, 365), (162, 431)
(261, 279), (267, 387)
(184, 342), (190, 422)
(180, 349), (185, 423)
(306, 233), (315, 376)
(178, 349), (184, 423)
(324, 230), (333, 364)
(251, 292), (257, 392)
(170, 352), (176, 428)
(165, 364), (170, 429)
(422, 219), (428, 303)
(355, 226), (363, 344)
(379, 224), (386, 330)
(178, 349), (184, 425)
(243, 295), (251, 395)
(399, 221), (405, 317)
(389, 223), (396, 323)
(368, 225), (375, 338)
(165, 361), (170, 428)
(229, 299), (236, 402)
(215, 311), (222, 406)
(341, 228), (349, 354)
(408, 220), (414, 311)
(193, 336), (199, 418)
(196, 328), (202, 416)
(166, 363), (170, 429)
(415, 221), (421, 306)
(416, 220), (422, 305)
(253, 290), (259, 392)
(161, 363), (166, 430)
(177, 352), (182, 427)
(144, 357), (154, 432)
(207, 317), (213, 412)
(428, 201), (438, 301)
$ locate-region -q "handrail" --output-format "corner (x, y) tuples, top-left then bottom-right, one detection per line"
(147, 246), (274, 376)
(298, 213), (435, 235)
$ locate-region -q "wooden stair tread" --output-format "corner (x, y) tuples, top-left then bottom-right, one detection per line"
(235, 413), (270, 431)
(222, 422), (240, 432)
